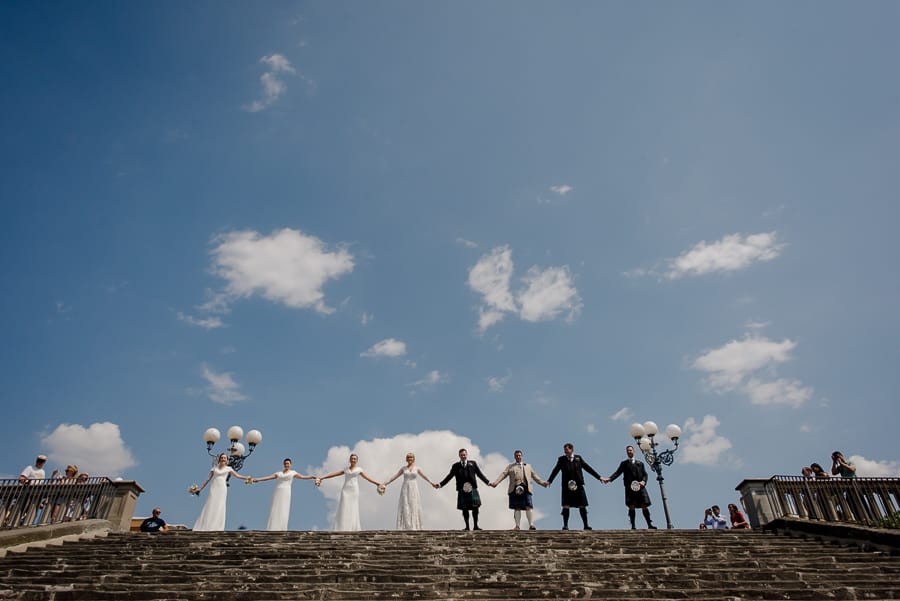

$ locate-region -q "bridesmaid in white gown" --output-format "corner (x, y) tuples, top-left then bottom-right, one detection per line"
(384, 452), (436, 530)
(252, 458), (314, 531)
(193, 453), (251, 531)
(316, 453), (382, 531)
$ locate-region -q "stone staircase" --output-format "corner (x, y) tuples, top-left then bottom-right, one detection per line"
(1, 529), (899, 600)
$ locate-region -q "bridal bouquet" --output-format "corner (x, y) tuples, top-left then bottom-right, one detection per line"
(188, 484), (201, 496)
(245, 478), (253, 486)
(377, 484), (386, 496)
(314, 477), (322, 487)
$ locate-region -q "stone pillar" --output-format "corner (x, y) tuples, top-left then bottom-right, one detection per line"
(735, 478), (778, 528)
(106, 481), (145, 532)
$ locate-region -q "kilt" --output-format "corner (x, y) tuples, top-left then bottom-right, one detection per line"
(624, 486), (651, 507)
(457, 488), (481, 510)
(508, 491), (533, 510)
(561, 484), (588, 508)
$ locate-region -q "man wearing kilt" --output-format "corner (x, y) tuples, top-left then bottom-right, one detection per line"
(490, 450), (549, 530)
(546, 443), (603, 530)
(602, 445), (657, 529)
(436, 448), (490, 530)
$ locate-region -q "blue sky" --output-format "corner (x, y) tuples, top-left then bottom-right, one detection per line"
(2, 2), (899, 531)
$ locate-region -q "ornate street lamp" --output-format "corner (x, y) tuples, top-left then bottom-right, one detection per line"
(629, 421), (682, 529)
(203, 426), (262, 475)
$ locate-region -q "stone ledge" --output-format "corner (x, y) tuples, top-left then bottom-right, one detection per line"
(764, 517), (900, 553)
(0, 520), (112, 556)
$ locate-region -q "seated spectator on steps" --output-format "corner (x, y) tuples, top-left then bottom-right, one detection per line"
(703, 505), (728, 529)
(140, 507), (169, 533)
(728, 503), (750, 529)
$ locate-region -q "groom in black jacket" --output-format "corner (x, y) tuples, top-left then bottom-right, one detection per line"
(437, 448), (490, 530)
(546, 442), (603, 530)
(603, 445), (657, 529)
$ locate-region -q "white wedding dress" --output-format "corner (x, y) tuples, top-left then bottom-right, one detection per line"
(266, 470), (298, 531)
(193, 466), (235, 531)
(332, 467), (363, 531)
(395, 466), (424, 530)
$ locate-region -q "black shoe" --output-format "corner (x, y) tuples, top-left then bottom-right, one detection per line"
(473, 526), (482, 530)
(583, 526), (592, 530)
(631, 526), (636, 530)
(648, 525), (658, 529)
(463, 526), (470, 531)
(529, 525), (536, 530)
(562, 526), (569, 530)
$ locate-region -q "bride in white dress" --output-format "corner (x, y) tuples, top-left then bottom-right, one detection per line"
(193, 453), (251, 531)
(384, 452), (436, 530)
(316, 453), (382, 531)
(252, 458), (314, 531)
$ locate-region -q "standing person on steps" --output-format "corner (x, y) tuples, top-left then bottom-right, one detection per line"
(489, 449), (549, 530)
(436, 448), (490, 531)
(546, 442), (603, 530)
(602, 445), (657, 530)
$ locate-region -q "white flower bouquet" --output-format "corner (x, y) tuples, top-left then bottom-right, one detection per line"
(188, 484), (201, 496)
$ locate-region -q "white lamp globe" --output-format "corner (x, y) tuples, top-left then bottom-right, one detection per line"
(629, 423), (646, 439)
(643, 421), (659, 436)
(227, 426), (244, 442)
(639, 437), (652, 452)
(203, 428), (221, 444)
(246, 429), (262, 446)
(665, 424), (682, 440)
(231, 442), (246, 457)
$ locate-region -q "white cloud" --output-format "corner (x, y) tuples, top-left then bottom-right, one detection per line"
(456, 237), (478, 249)
(486, 373), (510, 393)
(468, 246), (581, 333)
(409, 370), (449, 392)
(610, 407), (633, 422)
(177, 311), (225, 330)
(468, 246), (517, 315)
(744, 320), (770, 330)
(628, 232), (785, 280)
(201, 363), (248, 405)
(517, 266), (582, 323)
(244, 53), (296, 112)
(361, 338), (407, 358)
(848, 455), (900, 477)
(678, 415), (733, 466)
(665, 232), (785, 279)
(41, 422), (136, 477)
(309, 431), (545, 530)
(360, 312), (373, 326)
(585, 423), (597, 434)
(209, 228), (354, 314)
(743, 377), (813, 408)
(549, 184), (573, 196)
(692, 335), (813, 407)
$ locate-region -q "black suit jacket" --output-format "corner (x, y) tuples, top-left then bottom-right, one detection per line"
(439, 461), (490, 491)
(547, 454), (601, 487)
(608, 458), (648, 487)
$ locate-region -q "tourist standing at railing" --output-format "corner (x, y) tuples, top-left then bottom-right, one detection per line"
(50, 465), (78, 522)
(810, 463), (830, 479)
(18, 455), (47, 483)
(801, 466), (814, 479)
(192, 453), (251, 531)
(831, 451), (856, 478)
(702, 505), (728, 529)
(14, 454), (47, 526)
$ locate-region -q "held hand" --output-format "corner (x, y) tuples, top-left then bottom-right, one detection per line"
(489, 482), (496, 488)
(433, 483), (440, 489)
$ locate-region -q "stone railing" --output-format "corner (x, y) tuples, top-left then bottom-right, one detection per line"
(736, 475), (900, 528)
(0, 478), (143, 532)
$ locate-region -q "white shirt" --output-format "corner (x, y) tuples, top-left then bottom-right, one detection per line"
(20, 465), (46, 481)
